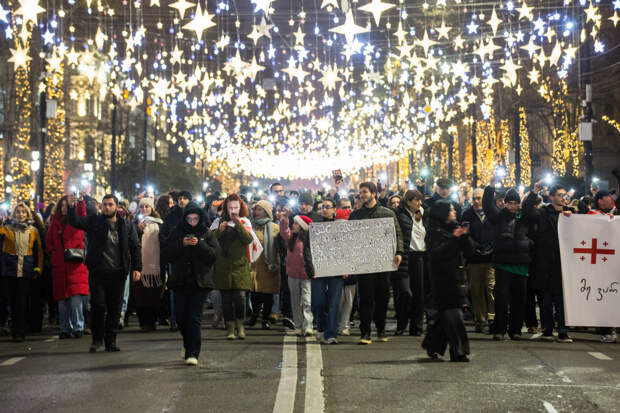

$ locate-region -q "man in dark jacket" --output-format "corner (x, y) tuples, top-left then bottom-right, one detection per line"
(526, 183), (573, 343)
(349, 182), (404, 344)
(483, 178), (536, 341)
(425, 178), (462, 221)
(462, 188), (495, 333)
(68, 194), (141, 352)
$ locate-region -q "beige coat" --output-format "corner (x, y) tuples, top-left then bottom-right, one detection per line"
(250, 222), (280, 294)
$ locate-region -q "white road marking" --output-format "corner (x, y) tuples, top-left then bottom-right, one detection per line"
(304, 337), (325, 413)
(0, 357), (25, 366)
(543, 401), (559, 413)
(473, 381), (619, 390)
(44, 336), (58, 343)
(556, 370), (572, 384)
(272, 333), (298, 413)
(588, 352), (613, 360)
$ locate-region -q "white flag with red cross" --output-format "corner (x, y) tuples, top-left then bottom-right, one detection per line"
(559, 214), (620, 327)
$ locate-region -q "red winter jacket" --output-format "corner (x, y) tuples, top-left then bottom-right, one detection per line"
(46, 201), (89, 300)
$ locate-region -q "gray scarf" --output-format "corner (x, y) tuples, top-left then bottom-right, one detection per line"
(254, 217), (277, 271)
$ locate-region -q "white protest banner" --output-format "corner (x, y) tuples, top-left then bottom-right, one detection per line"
(309, 218), (397, 278)
(559, 214), (620, 327)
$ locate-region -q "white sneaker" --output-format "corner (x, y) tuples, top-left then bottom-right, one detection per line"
(304, 328), (314, 337)
(340, 328), (350, 336)
(295, 329), (303, 336)
(185, 357), (198, 366)
(327, 337), (338, 344)
(601, 334), (617, 343)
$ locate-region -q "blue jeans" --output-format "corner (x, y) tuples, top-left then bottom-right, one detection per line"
(542, 291), (567, 335)
(174, 290), (208, 359)
(121, 276), (130, 315)
(58, 295), (85, 333)
(311, 277), (344, 339)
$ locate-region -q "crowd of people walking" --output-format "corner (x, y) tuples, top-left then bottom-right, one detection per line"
(0, 170), (618, 365)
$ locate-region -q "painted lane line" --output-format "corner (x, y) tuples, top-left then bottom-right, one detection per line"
(543, 401), (559, 413)
(304, 337), (325, 413)
(588, 352), (613, 361)
(0, 357), (25, 366)
(272, 333), (298, 413)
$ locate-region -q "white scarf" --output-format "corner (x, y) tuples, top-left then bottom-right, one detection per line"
(141, 218), (163, 287)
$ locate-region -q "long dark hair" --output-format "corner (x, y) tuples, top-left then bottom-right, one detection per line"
(288, 228), (308, 252)
(156, 194), (172, 219)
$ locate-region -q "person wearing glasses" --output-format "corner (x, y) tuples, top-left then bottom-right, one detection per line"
(163, 203), (220, 366)
(310, 199), (345, 344)
(270, 183), (286, 201)
(483, 177), (536, 341)
(338, 197), (352, 211)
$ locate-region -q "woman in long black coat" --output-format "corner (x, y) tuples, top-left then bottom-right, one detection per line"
(422, 200), (473, 362)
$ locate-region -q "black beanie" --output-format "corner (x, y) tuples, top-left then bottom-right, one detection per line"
(430, 199), (453, 223)
(504, 188), (521, 204)
(178, 190), (193, 201)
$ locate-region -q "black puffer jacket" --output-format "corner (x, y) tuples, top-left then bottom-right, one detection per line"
(461, 206), (495, 264)
(482, 186), (534, 265)
(427, 222), (474, 311)
(526, 193), (567, 294)
(163, 204), (220, 291)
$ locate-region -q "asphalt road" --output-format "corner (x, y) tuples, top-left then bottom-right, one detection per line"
(1, 317), (619, 413)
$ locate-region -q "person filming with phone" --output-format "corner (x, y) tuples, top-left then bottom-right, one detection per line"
(67, 194), (141, 353)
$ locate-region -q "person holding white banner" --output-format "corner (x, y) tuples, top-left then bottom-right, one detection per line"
(586, 189), (619, 343)
(526, 182), (574, 343)
(349, 182), (403, 345)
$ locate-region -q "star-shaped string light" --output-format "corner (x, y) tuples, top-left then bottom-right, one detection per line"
(320, 64), (341, 91)
(359, 0), (396, 26)
(393, 21), (407, 45)
(329, 10), (369, 44)
(501, 56), (521, 86)
(9, 43), (32, 70)
(320, 0), (339, 9)
(252, 0), (273, 14)
(416, 30), (437, 56)
(293, 24), (305, 45)
(516, 1), (534, 21)
(66, 47), (80, 67)
(169, 0), (195, 19)
(436, 20), (452, 40)
(182, 4), (216, 40)
(14, 0), (45, 24)
(487, 7), (502, 36)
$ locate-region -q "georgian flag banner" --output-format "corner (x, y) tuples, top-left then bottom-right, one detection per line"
(559, 214), (619, 327)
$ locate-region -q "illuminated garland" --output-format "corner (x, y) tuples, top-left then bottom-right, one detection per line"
(44, 58), (66, 203)
(519, 108), (532, 187)
(9, 30), (34, 205)
(602, 115), (620, 135)
(543, 80), (583, 176)
(499, 119), (515, 187)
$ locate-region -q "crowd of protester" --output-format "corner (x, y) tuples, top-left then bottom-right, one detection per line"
(0, 169), (618, 365)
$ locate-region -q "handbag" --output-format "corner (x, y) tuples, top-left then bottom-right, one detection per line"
(58, 229), (85, 263)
